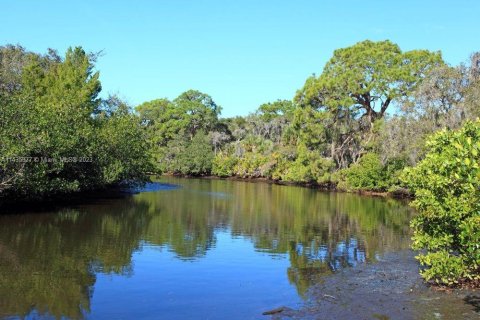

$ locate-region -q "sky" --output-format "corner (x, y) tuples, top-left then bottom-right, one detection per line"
(1, 0), (479, 117)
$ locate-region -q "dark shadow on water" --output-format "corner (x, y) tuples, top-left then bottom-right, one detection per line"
(0, 182), (180, 214)
(464, 294), (480, 313)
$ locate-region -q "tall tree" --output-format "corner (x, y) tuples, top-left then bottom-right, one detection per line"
(135, 90), (223, 174)
(174, 90), (221, 139)
(296, 40), (443, 127)
(293, 40), (443, 168)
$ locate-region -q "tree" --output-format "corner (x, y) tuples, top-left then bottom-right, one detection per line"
(0, 45), (151, 202)
(95, 97), (153, 185)
(0, 45), (32, 94)
(292, 40), (443, 170)
(257, 100), (294, 121)
(465, 52), (480, 119)
(381, 52), (480, 166)
(135, 90), (224, 175)
(174, 90), (221, 139)
(246, 100), (295, 143)
(177, 132), (214, 175)
(297, 40), (443, 127)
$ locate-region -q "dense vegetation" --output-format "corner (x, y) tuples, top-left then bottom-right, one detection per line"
(403, 120), (480, 285)
(1, 40), (479, 285)
(135, 40), (479, 285)
(137, 40), (479, 194)
(0, 45), (152, 202)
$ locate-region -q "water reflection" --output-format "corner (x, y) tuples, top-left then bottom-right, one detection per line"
(0, 177), (412, 319)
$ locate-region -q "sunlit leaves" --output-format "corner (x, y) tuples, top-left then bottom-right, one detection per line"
(402, 120), (480, 285)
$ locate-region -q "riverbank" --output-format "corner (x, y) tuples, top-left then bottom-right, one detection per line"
(0, 181), (182, 212)
(264, 250), (479, 320)
(0, 186), (135, 213)
(0, 173), (410, 211)
(167, 174), (413, 199)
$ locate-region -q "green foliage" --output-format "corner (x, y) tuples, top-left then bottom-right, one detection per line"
(383, 158), (407, 191)
(335, 153), (386, 191)
(174, 90), (221, 138)
(335, 153), (406, 192)
(279, 144), (334, 184)
(96, 104), (152, 184)
(257, 99), (295, 122)
(177, 132), (214, 175)
(135, 90), (222, 175)
(294, 40), (443, 170)
(402, 120), (480, 285)
(0, 46), (151, 201)
(212, 153), (238, 177)
(234, 152), (272, 178)
(134, 40), (451, 190)
(298, 40), (443, 123)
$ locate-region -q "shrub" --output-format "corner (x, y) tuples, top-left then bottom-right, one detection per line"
(177, 132), (214, 175)
(0, 48), (151, 200)
(279, 144), (334, 184)
(402, 120), (480, 285)
(234, 152), (270, 178)
(212, 153), (238, 177)
(335, 153), (386, 191)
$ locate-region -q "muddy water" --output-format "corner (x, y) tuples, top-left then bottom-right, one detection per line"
(0, 177), (477, 319)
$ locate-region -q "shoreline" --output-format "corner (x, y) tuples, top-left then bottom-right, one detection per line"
(164, 173), (413, 199)
(0, 173), (412, 211)
(265, 250), (479, 320)
(0, 185), (135, 213)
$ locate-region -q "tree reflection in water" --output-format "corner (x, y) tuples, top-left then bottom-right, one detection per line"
(0, 177), (412, 318)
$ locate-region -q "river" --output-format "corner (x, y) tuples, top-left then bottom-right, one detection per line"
(0, 177), (477, 319)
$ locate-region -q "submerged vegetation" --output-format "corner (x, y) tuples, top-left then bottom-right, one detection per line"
(1, 39), (479, 285)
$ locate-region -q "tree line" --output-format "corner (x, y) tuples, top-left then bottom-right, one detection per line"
(137, 40), (479, 194)
(135, 40), (479, 286)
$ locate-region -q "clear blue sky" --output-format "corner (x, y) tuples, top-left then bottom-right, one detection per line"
(1, 0), (479, 117)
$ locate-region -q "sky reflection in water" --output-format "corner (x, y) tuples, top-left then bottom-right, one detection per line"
(0, 177), (412, 319)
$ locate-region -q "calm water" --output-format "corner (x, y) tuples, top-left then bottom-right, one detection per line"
(0, 177), (412, 320)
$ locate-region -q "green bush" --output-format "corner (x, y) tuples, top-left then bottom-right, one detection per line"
(234, 152), (271, 178)
(279, 144), (334, 184)
(212, 153), (238, 177)
(383, 158), (408, 192)
(0, 47), (151, 201)
(402, 120), (480, 285)
(177, 132), (214, 175)
(334, 153), (407, 192)
(335, 153), (386, 191)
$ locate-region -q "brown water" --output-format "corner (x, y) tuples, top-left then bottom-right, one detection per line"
(0, 177), (416, 319)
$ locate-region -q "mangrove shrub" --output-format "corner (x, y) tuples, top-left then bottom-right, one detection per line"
(402, 120), (480, 285)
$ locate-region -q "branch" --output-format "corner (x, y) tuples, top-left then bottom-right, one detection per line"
(380, 96), (392, 116)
